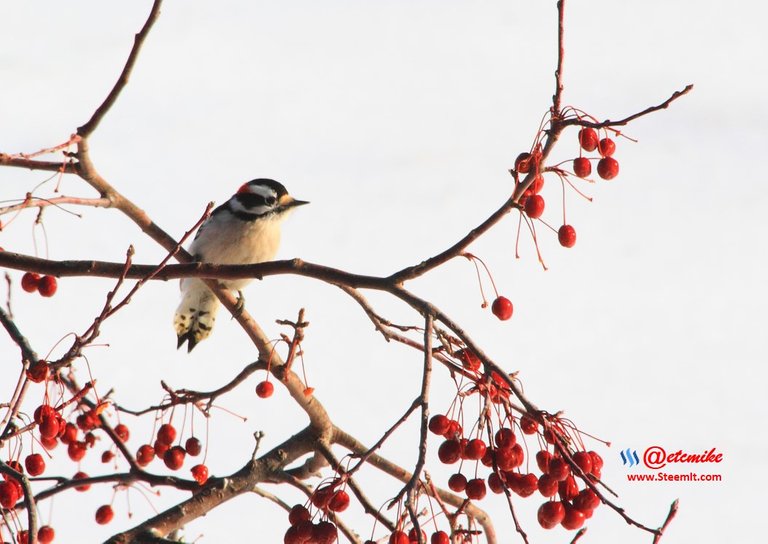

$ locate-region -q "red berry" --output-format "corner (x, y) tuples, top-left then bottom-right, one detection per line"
(589, 451), (604, 474)
(185, 437), (202, 456)
(114, 423), (130, 442)
(39, 415), (60, 439)
(312, 521), (337, 544)
(465, 478), (486, 500)
(561, 502), (587, 530)
(34, 404), (56, 425)
(598, 137), (616, 157)
(27, 360), (50, 383)
(292, 520), (314, 542)
(37, 276), (58, 297)
(443, 419), (462, 440)
(493, 446), (516, 471)
(21, 272), (40, 293)
(154, 439), (170, 457)
(537, 473), (559, 497)
(494, 428), (516, 449)
(448, 473), (467, 493)
(597, 157), (619, 180)
(558, 225), (577, 248)
(256, 380), (274, 398)
(480, 448), (495, 468)
(60, 422), (78, 444)
(558, 475), (579, 501)
(389, 531), (409, 544)
(67, 441), (87, 462)
(537, 501), (566, 529)
(428, 414), (451, 435)
(487, 472), (505, 494)
(530, 174), (545, 194)
(431, 532), (449, 544)
(37, 526), (55, 543)
(284, 525), (304, 544)
(573, 451), (593, 475)
(0, 480), (20, 508)
(408, 528), (426, 543)
(163, 446), (186, 470)
(573, 157), (591, 178)
(73, 471), (90, 491)
(41, 435), (58, 450)
(136, 444), (155, 466)
(536, 450), (552, 473)
(95, 504), (114, 525)
(311, 484), (335, 509)
(101, 450), (115, 463)
(288, 504), (311, 526)
(463, 438), (487, 461)
(578, 128), (598, 151)
(6, 459), (24, 474)
(548, 457), (570, 481)
(514, 152), (532, 173)
(157, 424), (176, 445)
(524, 194), (545, 219)
(76, 412), (99, 431)
(510, 473), (538, 498)
(16, 530), (29, 544)
(191, 463), (209, 485)
(328, 489), (350, 512)
(519, 415), (538, 434)
(573, 488), (600, 513)
(437, 439), (462, 464)
(491, 296), (513, 320)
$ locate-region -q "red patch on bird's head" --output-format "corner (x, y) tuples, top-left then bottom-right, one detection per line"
(236, 182), (251, 194)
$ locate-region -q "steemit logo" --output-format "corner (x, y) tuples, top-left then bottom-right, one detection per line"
(621, 446), (723, 470)
(620, 448), (640, 467)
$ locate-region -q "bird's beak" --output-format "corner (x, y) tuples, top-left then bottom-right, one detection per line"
(280, 195), (309, 208)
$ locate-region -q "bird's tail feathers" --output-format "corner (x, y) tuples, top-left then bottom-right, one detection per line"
(173, 281), (220, 353)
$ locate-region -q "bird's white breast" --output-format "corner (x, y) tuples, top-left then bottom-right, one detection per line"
(189, 212), (284, 290)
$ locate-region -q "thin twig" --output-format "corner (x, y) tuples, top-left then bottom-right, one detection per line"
(77, 0), (164, 137)
(552, 0), (566, 115)
(562, 85), (694, 129)
(394, 314), (434, 543)
(652, 500), (679, 544)
(0, 196), (111, 217)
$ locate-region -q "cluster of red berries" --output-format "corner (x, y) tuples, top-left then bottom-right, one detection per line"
(27, 401), (110, 464)
(0, 462), (25, 509)
(20, 272), (57, 297)
(429, 414), (603, 531)
(534, 448), (603, 530)
(514, 150), (578, 250)
(6, 355), (219, 538)
(1, 526), (56, 544)
(514, 125), (622, 253)
(453, 348), (510, 404)
(283, 480), (350, 544)
(380, 528), (450, 544)
(427, 365), (605, 535)
(574, 128), (619, 181)
(134, 423), (208, 484)
(1, 460), (55, 542)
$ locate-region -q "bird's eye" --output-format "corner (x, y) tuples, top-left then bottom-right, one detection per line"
(266, 196), (277, 206)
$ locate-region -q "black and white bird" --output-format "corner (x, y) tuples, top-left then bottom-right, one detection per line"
(174, 178), (308, 352)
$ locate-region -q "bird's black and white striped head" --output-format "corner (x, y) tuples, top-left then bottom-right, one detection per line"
(227, 178), (308, 220)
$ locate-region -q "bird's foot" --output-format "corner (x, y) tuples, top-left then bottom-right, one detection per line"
(232, 290), (246, 318)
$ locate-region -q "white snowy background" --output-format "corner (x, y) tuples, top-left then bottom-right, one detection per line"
(1, 1), (765, 543)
